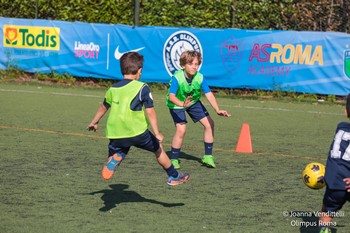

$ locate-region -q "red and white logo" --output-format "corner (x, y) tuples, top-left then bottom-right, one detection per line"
(220, 37), (243, 73)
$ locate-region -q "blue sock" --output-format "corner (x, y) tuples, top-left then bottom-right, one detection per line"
(204, 142), (213, 155)
(164, 164), (179, 178)
(171, 147), (181, 160)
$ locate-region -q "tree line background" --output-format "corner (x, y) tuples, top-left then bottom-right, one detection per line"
(1, 0), (349, 33)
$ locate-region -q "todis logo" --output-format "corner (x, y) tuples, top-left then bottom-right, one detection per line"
(3, 25), (60, 50)
(163, 30), (202, 76)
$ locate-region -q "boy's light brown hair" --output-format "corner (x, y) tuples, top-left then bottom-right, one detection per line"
(179, 50), (202, 67)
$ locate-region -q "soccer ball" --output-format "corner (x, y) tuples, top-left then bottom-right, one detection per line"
(302, 162), (326, 189)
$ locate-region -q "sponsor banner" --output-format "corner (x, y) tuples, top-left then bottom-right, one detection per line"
(4, 25), (60, 50)
(1, 17), (350, 95)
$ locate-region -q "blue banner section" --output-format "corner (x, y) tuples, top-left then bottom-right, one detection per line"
(1, 17), (350, 95)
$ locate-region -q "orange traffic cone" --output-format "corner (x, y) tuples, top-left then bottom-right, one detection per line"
(235, 123), (253, 153)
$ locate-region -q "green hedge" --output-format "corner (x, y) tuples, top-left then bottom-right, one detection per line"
(0, 0), (348, 32)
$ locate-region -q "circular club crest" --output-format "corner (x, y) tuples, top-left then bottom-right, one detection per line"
(163, 30), (203, 76)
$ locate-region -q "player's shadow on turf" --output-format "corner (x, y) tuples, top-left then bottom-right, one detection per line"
(166, 151), (202, 164)
(88, 184), (184, 212)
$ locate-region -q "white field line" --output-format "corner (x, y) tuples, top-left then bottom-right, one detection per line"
(0, 88), (103, 98)
(0, 88), (343, 116)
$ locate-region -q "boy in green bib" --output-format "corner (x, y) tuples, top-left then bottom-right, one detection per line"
(166, 50), (231, 169)
(87, 52), (189, 186)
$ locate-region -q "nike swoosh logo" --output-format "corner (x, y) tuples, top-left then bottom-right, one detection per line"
(114, 46), (145, 60)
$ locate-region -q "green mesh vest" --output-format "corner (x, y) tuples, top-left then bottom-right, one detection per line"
(105, 80), (148, 138)
(166, 69), (203, 109)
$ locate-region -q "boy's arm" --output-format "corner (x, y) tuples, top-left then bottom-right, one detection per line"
(145, 107), (164, 142)
(205, 92), (231, 117)
(168, 77), (193, 108)
(169, 93), (193, 108)
(87, 104), (108, 132)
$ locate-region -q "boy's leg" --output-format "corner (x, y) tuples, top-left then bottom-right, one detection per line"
(319, 188), (346, 232)
(155, 147), (190, 186)
(169, 108), (188, 169)
(102, 154), (122, 180)
(198, 116), (216, 168)
(135, 130), (190, 186)
(319, 204), (333, 232)
(102, 141), (129, 180)
(186, 101), (215, 167)
(170, 123), (187, 169)
(200, 115), (214, 142)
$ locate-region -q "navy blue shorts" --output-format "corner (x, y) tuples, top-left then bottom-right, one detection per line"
(323, 186), (350, 212)
(169, 101), (209, 124)
(108, 129), (160, 158)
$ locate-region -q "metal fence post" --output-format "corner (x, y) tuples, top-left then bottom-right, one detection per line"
(134, 0), (140, 27)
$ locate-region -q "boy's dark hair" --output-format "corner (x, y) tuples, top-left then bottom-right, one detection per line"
(179, 50), (202, 67)
(346, 94), (350, 118)
(120, 52), (144, 75)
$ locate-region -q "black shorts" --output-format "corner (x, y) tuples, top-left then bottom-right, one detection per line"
(169, 101), (209, 124)
(108, 130), (160, 158)
(323, 186), (350, 212)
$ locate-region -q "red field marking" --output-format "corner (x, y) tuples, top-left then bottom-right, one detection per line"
(0, 125), (325, 161)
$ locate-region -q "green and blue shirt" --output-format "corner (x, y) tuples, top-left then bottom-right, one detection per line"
(166, 69), (211, 109)
(103, 79), (153, 139)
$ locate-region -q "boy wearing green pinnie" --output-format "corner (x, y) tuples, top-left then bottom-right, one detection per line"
(166, 50), (231, 169)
